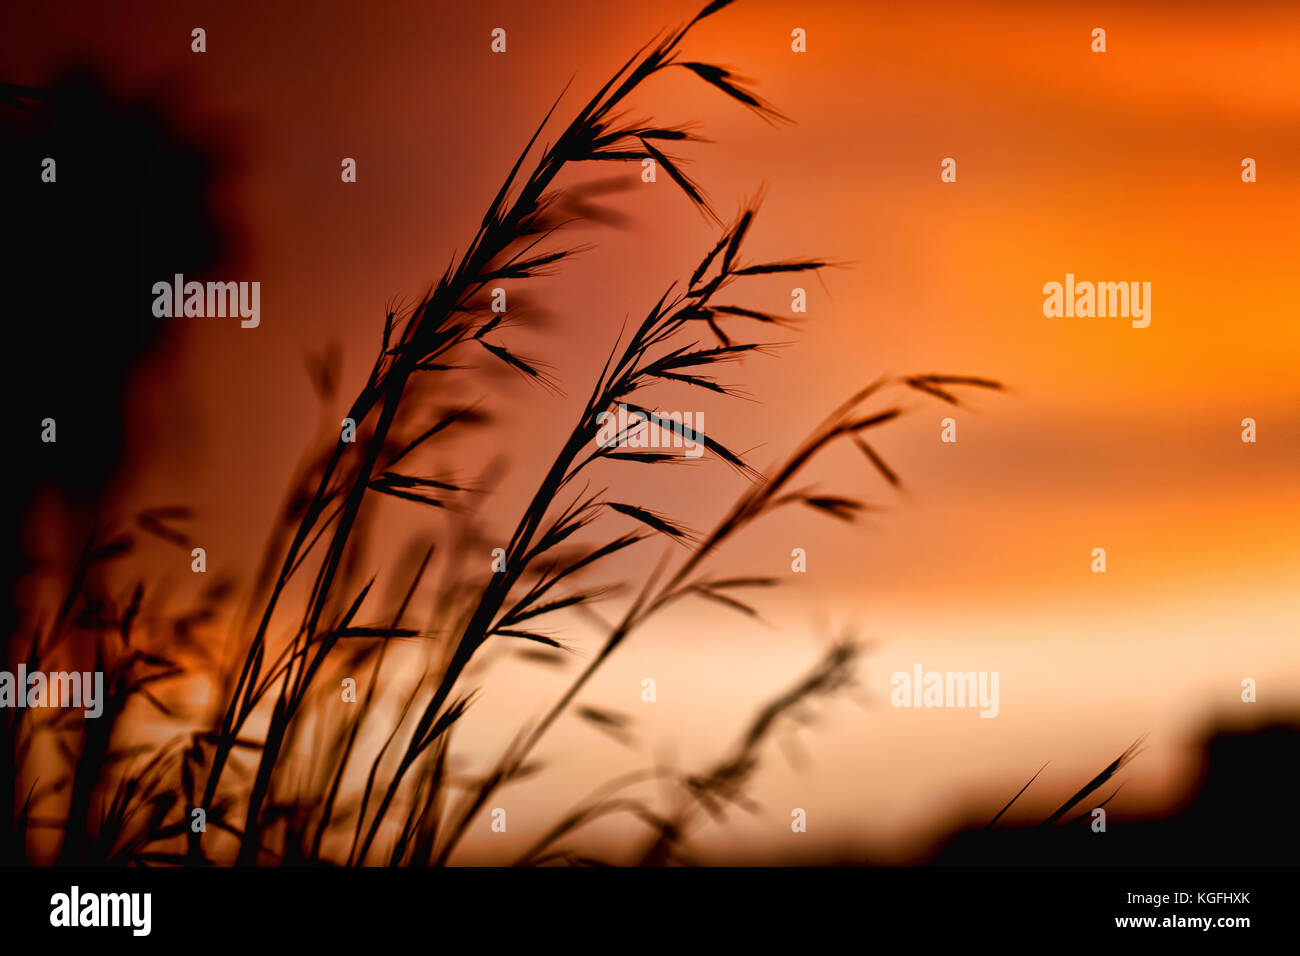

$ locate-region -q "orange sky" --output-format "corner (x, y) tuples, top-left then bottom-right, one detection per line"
(6, 0), (1298, 862)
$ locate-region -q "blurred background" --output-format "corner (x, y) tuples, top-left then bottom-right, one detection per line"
(2, 0), (1297, 863)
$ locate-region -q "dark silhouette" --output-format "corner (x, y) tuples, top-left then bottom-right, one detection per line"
(0, 72), (231, 605)
(0, 71), (234, 864)
(928, 715), (1300, 867)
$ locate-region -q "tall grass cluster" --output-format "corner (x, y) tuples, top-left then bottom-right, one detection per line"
(2, 0), (1003, 867)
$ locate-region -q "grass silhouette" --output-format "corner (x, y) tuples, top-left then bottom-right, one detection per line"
(4, 0), (1006, 867)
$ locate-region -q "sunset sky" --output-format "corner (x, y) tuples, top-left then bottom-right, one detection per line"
(5, 0), (1297, 862)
